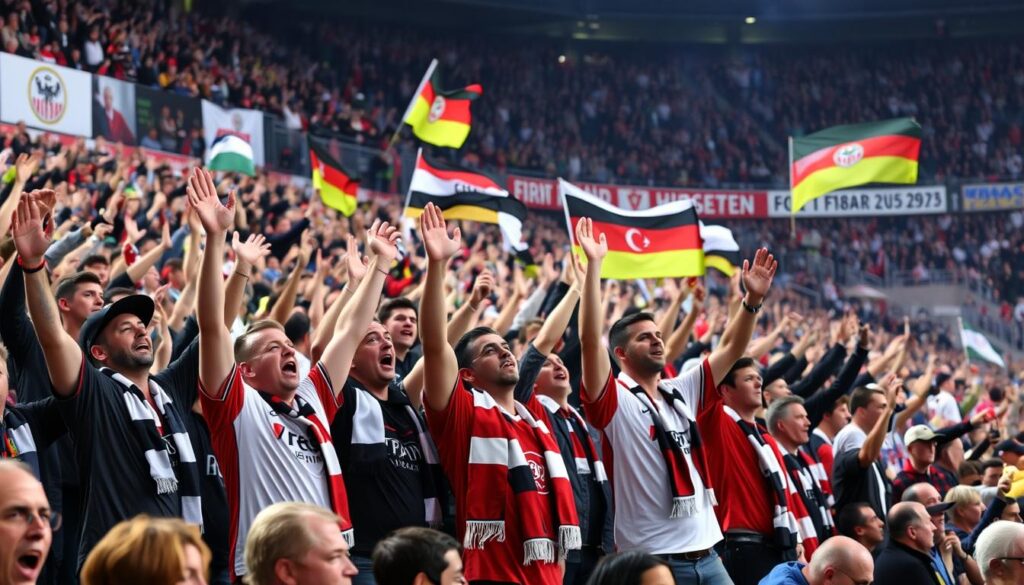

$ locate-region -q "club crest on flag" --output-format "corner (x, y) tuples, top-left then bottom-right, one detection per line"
(29, 66), (66, 124)
(833, 143), (864, 168)
(428, 96), (447, 123)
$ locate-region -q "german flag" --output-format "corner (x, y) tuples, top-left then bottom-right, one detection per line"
(404, 150), (526, 251)
(700, 223), (740, 277)
(559, 179), (704, 279)
(790, 118), (921, 214)
(402, 59), (482, 149)
(308, 135), (359, 216)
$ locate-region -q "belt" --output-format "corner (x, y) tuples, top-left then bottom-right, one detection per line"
(724, 532), (770, 545)
(661, 548), (714, 561)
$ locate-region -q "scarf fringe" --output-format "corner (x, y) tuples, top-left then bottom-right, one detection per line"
(523, 538), (555, 565)
(559, 525), (582, 558)
(155, 477), (179, 495)
(341, 528), (354, 548)
(670, 495), (698, 518)
(464, 520), (505, 549)
(706, 488), (718, 507)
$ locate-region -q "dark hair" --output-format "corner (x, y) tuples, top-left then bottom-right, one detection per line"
(720, 357), (758, 388)
(958, 460), (984, 481)
(454, 326), (500, 370)
(824, 394), (851, 415)
(163, 258), (183, 271)
(849, 385), (885, 415)
(835, 502), (874, 539)
(888, 504), (924, 539)
(517, 318), (544, 345)
(586, 551), (671, 585)
(371, 527), (459, 585)
(983, 458), (1005, 471)
(283, 312), (311, 343)
(608, 312), (656, 353)
(80, 253), (110, 268)
(103, 287), (137, 304)
(54, 271), (102, 302)
(377, 297), (418, 323)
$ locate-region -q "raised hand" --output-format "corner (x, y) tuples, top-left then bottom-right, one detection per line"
(14, 152), (42, 185)
(11, 193), (51, 265)
(124, 216), (144, 244)
(741, 248), (777, 303)
(858, 324), (872, 349)
(160, 219), (172, 249)
(231, 232), (271, 267)
(574, 217), (607, 262)
(368, 220), (400, 263)
(418, 202), (461, 262)
(93, 223), (114, 241)
(344, 235), (368, 285)
(186, 168), (235, 235)
(471, 269), (495, 307)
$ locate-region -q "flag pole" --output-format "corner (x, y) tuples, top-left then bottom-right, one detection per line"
(386, 59), (439, 153)
(957, 315), (971, 364)
(788, 136), (796, 240)
(401, 148), (422, 218)
(558, 178), (578, 255)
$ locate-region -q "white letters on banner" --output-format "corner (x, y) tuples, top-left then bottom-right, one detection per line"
(0, 53), (92, 137)
(767, 186), (947, 217)
(201, 100), (265, 165)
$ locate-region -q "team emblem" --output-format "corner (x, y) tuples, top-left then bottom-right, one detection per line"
(28, 67), (66, 124)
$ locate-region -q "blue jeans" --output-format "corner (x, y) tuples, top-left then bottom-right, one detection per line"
(666, 550), (734, 585)
(351, 555), (377, 585)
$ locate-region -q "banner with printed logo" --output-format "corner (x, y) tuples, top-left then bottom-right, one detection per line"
(961, 182), (1024, 212)
(201, 100), (265, 167)
(0, 53), (92, 137)
(507, 175), (768, 219)
(767, 186), (947, 217)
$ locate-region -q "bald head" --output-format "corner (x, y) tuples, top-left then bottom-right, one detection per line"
(888, 501), (935, 553)
(806, 536), (874, 585)
(901, 482), (941, 506)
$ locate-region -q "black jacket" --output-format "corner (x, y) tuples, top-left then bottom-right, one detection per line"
(874, 540), (942, 585)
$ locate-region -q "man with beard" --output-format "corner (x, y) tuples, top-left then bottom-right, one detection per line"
(12, 190), (205, 570)
(902, 482), (984, 585)
(576, 216), (775, 585)
(190, 168), (401, 582)
(419, 203), (579, 585)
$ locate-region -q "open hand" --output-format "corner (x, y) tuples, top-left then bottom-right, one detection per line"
(574, 217), (607, 263)
(741, 248), (777, 303)
(232, 232), (271, 267)
(186, 168), (235, 236)
(419, 203), (461, 262)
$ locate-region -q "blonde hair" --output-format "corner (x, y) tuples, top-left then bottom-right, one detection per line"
(81, 516), (210, 585)
(234, 319), (286, 363)
(945, 485), (983, 518)
(245, 502), (342, 585)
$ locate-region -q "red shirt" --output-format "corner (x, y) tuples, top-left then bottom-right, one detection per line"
(425, 379), (561, 585)
(697, 390), (800, 536)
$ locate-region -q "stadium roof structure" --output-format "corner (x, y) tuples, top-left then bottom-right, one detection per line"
(273, 0), (1024, 43)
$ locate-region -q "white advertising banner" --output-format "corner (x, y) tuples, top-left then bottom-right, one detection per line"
(0, 53), (92, 137)
(767, 186), (947, 217)
(201, 100), (265, 166)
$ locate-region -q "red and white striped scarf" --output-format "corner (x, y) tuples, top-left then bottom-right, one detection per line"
(465, 389), (581, 565)
(536, 395), (609, 485)
(261, 393), (354, 546)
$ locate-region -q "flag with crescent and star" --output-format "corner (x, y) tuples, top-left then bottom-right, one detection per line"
(559, 178), (705, 279)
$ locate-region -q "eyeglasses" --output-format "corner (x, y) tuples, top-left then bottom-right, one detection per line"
(833, 566), (872, 585)
(1, 507), (62, 531)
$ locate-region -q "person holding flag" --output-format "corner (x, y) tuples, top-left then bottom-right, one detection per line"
(399, 59), (482, 149)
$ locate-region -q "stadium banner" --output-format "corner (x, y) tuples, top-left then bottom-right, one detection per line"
(507, 175), (768, 219)
(92, 76), (137, 145)
(201, 100), (265, 166)
(0, 53), (92, 137)
(767, 185), (947, 217)
(961, 182), (1024, 212)
(135, 86), (203, 156)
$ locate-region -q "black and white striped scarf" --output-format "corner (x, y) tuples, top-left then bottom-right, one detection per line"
(1, 408), (39, 478)
(723, 405), (799, 557)
(102, 369), (203, 529)
(349, 384), (443, 528)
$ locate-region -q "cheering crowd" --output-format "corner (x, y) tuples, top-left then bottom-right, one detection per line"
(0, 131), (1023, 585)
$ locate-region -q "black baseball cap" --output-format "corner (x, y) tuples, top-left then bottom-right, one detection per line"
(78, 294), (155, 360)
(995, 440), (1024, 456)
(926, 502), (955, 516)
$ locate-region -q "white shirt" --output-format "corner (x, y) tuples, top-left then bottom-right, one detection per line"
(927, 391), (961, 425)
(584, 361), (723, 554)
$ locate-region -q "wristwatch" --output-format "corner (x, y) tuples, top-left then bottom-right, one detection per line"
(742, 298), (763, 314)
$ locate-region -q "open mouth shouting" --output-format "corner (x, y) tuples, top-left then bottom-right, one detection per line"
(379, 352), (395, 370)
(281, 359), (298, 376)
(14, 549), (44, 581)
(133, 338), (152, 353)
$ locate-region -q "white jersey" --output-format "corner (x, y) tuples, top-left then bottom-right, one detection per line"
(200, 362), (339, 578)
(583, 360), (723, 554)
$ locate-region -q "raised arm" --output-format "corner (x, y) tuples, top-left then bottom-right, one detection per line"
(419, 203), (464, 412)
(124, 220), (172, 284)
(447, 269), (493, 347)
(664, 284), (704, 365)
(310, 236), (363, 363)
(267, 237), (310, 326)
(895, 354), (937, 429)
(320, 221), (400, 388)
(576, 217), (611, 401)
(189, 168), (237, 398)
(0, 153), (40, 238)
(707, 248), (777, 385)
(11, 190), (83, 397)
(531, 256), (583, 355)
(222, 232), (270, 329)
(858, 373), (901, 468)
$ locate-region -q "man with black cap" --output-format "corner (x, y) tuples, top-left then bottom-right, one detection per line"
(11, 190), (204, 570)
(902, 482), (984, 585)
(996, 439), (1024, 467)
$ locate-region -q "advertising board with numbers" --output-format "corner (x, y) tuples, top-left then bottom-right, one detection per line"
(767, 186), (948, 217)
